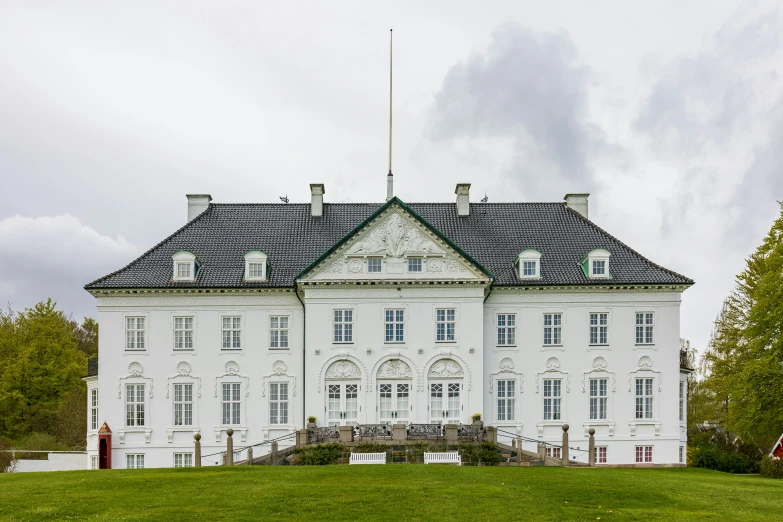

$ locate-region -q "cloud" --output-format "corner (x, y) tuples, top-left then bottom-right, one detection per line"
(0, 214), (139, 320)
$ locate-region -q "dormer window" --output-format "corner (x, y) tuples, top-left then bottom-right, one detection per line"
(244, 251), (268, 281)
(583, 249), (611, 279)
(172, 251), (197, 282)
(516, 249), (542, 279)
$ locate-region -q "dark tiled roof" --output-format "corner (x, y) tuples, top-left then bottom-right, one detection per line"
(85, 201), (692, 289)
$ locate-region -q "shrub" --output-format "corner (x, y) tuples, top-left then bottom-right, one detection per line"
(688, 444), (759, 474)
(459, 442), (503, 466)
(0, 441), (13, 472)
(296, 443), (342, 465)
(760, 457), (783, 479)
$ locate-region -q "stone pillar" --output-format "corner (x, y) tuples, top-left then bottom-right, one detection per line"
(271, 441), (278, 465)
(247, 447), (253, 465)
(297, 429), (309, 448)
(226, 428), (234, 466)
(444, 424), (458, 445)
(194, 433), (202, 468)
(485, 426), (497, 444)
(517, 437), (523, 464)
(561, 424), (569, 466)
(392, 424), (407, 442)
(588, 428), (596, 467)
(537, 443), (546, 462)
(338, 425), (354, 444)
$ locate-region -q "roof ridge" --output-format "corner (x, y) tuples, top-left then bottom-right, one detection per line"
(207, 201), (564, 206)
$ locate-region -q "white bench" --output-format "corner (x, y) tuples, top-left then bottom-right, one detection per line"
(349, 452), (386, 465)
(424, 451), (461, 465)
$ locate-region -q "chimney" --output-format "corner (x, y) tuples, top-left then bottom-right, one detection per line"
(456, 183), (471, 216)
(564, 193), (589, 220)
(310, 184), (324, 217)
(186, 194), (212, 222)
(386, 172), (393, 201)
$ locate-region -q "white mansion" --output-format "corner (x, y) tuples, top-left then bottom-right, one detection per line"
(84, 180), (693, 468)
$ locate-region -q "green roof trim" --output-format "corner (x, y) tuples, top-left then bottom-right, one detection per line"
(296, 197), (495, 281)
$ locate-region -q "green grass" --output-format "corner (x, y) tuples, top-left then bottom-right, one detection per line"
(0, 466), (781, 521)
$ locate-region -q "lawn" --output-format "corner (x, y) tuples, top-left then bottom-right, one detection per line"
(0, 466), (781, 521)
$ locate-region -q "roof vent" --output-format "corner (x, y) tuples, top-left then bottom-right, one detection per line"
(186, 194), (212, 222)
(564, 193), (589, 220)
(456, 183), (471, 216)
(310, 184), (325, 217)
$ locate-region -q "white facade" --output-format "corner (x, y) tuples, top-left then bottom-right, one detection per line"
(86, 199), (689, 468)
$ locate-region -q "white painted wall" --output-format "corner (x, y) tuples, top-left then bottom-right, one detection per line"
(13, 452), (87, 473)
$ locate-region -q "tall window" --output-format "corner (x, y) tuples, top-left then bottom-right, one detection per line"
(176, 262), (191, 279)
(173, 384), (193, 426)
(125, 384), (145, 427)
(90, 389), (99, 431)
(222, 383), (241, 425)
(496, 380), (516, 422)
(543, 379), (562, 421)
(333, 310), (353, 343)
(635, 378), (654, 419)
(679, 380), (685, 422)
(269, 383), (289, 425)
(496, 314), (516, 346)
(385, 309), (404, 342)
(174, 317), (194, 350)
(589, 378), (608, 420)
(635, 446), (653, 463)
(126, 454), (145, 469)
(522, 261), (537, 277)
(436, 309), (456, 342)
(248, 262), (264, 279)
(90, 456), (98, 470)
(543, 313), (562, 345)
(269, 316), (289, 349)
(635, 312), (654, 344)
(367, 258), (382, 273)
(125, 317), (145, 350)
(589, 313), (608, 345)
(592, 260), (606, 276)
(221, 317), (241, 350)
(408, 257), (422, 273)
(174, 453), (193, 468)
(595, 446), (607, 464)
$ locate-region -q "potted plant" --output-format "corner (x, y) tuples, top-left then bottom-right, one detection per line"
(471, 413), (483, 426)
(307, 416), (317, 428)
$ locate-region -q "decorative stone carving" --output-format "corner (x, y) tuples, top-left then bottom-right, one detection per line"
(546, 357), (561, 371)
(592, 357), (608, 371)
(444, 256), (467, 273)
(176, 361), (192, 376)
(167, 362), (202, 398)
(325, 360), (361, 379)
(427, 258), (442, 273)
(128, 362), (144, 376)
(322, 260), (344, 274)
(638, 356), (653, 369)
(224, 360), (240, 375)
(377, 359), (412, 379)
(499, 358), (515, 371)
(349, 259), (362, 273)
(272, 360), (288, 375)
(428, 359), (464, 378)
(347, 212), (441, 257)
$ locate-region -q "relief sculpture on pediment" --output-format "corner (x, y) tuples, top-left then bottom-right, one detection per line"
(347, 212), (441, 257)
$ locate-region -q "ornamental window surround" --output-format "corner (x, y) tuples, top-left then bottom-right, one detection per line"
(125, 383), (146, 427)
(172, 251), (198, 282)
(582, 249), (611, 279)
(221, 383), (242, 425)
(635, 312), (655, 345)
(243, 251), (268, 281)
(517, 249), (542, 279)
(269, 382), (289, 425)
(543, 378), (562, 421)
(496, 379), (516, 422)
(635, 377), (654, 420)
(589, 378), (608, 420)
(173, 383), (193, 426)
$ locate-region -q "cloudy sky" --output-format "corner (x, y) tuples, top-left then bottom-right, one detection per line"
(1, 1), (781, 351)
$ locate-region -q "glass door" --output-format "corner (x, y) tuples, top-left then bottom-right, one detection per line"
(327, 382), (359, 426)
(430, 381), (461, 423)
(379, 382), (410, 424)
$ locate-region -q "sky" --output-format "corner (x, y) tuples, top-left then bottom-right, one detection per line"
(1, 1), (781, 352)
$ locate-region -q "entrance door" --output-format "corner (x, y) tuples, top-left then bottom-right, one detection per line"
(99, 438), (108, 469)
(430, 382), (461, 423)
(327, 382), (359, 426)
(379, 382), (410, 424)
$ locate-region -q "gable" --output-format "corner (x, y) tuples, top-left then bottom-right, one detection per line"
(299, 200), (491, 283)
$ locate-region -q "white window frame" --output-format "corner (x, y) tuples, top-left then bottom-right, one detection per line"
(589, 312), (609, 346)
(635, 445), (653, 463)
(367, 257), (382, 273)
(221, 382), (243, 426)
(517, 249), (542, 279)
(635, 312), (655, 345)
(125, 383), (146, 428)
(543, 313), (562, 346)
(90, 455), (98, 470)
(172, 251), (197, 282)
(221, 316), (242, 351)
(545, 447), (562, 459)
(125, 316), (146, 351)
(584, 249), (611, 279)
(173, 383), (194, 427)
(174, 453), (193, 468)
(384, 309), (405, 343)
(90, 388), (99, 431)
(243, 250), (268, 281)
(332, 309), (354, 344)
(679, 379), (686, 423)
(407, 257), (422, 273)
(268, 382), (290, 425)
(635, 377), (654, 420)
(595, 446), (607, 464)
(435, 308), (456, 343)
(679, 446), (685, 464)
(126, 454), (145, 469)
(589, 378), (608, 420)
(269, 315), (290, 349)
(542, 378), (562, 421)
(496, 379), (516, 422)
(173, 316), (194, 351)
(496, 313), (517, 347)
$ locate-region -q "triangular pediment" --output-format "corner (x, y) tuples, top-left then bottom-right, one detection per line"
(298, 199), (492, 283)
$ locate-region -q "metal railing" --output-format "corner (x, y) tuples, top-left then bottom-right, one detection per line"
(354, 424), (392, 440)
(406, 424), (443, 440)
(307, 426), (339, 444)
